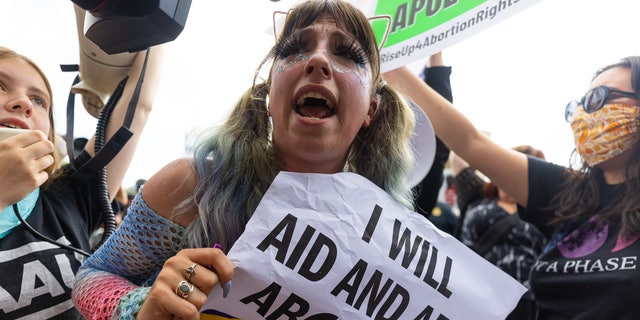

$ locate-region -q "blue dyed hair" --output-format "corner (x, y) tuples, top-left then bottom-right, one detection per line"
(178, 0), (416, 249)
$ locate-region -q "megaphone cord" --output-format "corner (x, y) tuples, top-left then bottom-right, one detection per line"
(91, 76), (127, 251)
(13, 204), (91, 257)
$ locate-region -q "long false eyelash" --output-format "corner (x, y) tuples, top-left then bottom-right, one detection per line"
(273, 31), (308, 59)
(339, 39), (371, 66)
(272, 29), (371, 67)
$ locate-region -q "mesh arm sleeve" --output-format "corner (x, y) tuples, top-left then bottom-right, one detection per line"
(72, 191), (189, 319)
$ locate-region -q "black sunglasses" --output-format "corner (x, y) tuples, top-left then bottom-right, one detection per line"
(564, 85), (638, 122)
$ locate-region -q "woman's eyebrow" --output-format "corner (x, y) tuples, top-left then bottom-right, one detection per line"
(295, 27), (315, 39)
(0, 70), (10, 82)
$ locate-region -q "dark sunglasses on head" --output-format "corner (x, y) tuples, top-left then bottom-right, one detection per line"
(564, 85), (638, 122)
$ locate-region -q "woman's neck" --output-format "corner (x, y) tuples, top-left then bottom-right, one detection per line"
(598, 150), (631, 184)
(497, 198), (517, 214)
(277, 151), (346, 174)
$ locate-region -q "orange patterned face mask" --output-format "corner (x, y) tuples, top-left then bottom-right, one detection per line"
(571, 103), (639, 166)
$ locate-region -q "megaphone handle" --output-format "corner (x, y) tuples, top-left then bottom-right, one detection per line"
(71, 48), (150, 180)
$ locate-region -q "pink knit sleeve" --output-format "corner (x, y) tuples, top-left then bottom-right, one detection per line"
(72, 192), (188, 319)
(73, 269), (140, 319)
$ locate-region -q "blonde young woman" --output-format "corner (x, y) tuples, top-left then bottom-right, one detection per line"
(0, 45), (164, 319)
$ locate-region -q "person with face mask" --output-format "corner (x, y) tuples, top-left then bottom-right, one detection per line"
(384, 57), (640, 319)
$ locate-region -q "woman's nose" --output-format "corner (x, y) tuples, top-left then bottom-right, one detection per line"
(4, 94), (33, 116)
(305, 50), (332, 79)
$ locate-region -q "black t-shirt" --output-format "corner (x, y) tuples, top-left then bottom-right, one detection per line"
(0, 152), (103, 319)
(523, 157), (640, 320)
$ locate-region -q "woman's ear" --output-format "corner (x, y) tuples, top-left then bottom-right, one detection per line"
(265, 93), (271, 116)
(363, 96), (378, 127)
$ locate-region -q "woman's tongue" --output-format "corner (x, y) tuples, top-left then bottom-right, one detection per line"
(298, 105), (331, 118)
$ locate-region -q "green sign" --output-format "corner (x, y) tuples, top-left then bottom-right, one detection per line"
(372, 0), (486, 48)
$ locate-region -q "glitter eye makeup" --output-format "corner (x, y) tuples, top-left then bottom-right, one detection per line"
(273, 25), (371, 89)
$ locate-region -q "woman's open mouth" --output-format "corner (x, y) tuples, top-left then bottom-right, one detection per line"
(295, 92), (335, 119)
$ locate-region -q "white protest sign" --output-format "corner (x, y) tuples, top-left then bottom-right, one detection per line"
(201, 172), (526, 319)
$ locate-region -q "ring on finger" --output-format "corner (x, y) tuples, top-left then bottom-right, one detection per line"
(185, 264), (198, 282)
(176, 280), (194, 299)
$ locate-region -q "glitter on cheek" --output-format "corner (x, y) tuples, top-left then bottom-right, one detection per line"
(355, 65), (371, 90)
(329, 60), (369, 89)
(275, 53), (309, 73)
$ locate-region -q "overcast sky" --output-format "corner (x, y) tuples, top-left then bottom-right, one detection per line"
(2, 0), (638, 188)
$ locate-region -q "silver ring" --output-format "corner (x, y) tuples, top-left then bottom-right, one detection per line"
(175, 280), (194, 299)
(185, 264), (197, 282)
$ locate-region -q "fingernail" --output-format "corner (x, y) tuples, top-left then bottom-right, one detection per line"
(206, 244), (224, 271)
(223, 280), (232, 298)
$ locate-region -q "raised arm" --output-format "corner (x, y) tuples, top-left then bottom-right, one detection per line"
(82, 45), (165, 200)
(384, 66), (530, 206)
(413, 52), (452, 215)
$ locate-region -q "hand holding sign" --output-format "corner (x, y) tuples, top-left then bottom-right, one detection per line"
(201, 172), (526, 319)
(137, 247), (234, 319)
